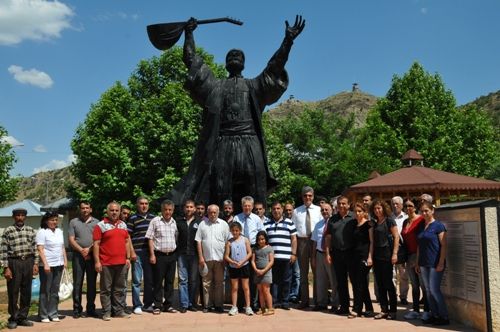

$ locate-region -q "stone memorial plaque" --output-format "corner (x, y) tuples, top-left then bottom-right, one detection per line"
(442, 220), (483, 304)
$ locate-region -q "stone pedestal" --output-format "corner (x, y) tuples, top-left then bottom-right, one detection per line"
(436, 199), (499, 332)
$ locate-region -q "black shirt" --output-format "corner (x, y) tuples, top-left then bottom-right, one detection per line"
(372, 217), (397, 261)
(176, 216), (200, 256)
(327, 211), (357, 251)
(353, 221), (372, 260)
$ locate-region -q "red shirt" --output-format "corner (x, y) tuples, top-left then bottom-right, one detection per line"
(400, 215), (424, 254)
(93, 218), (128, 266)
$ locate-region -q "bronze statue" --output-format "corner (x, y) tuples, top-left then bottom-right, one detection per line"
(167, 15), (305, 209)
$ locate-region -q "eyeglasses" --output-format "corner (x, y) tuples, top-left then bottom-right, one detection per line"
(320, 209), (329, 212)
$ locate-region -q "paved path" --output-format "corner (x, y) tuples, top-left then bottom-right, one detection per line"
(14, 293), (475, 332)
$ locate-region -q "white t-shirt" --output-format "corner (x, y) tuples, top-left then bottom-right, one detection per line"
(36, 228), (65, 267)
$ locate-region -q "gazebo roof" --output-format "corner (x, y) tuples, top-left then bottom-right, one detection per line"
(401, 149), (424, 161)
(349, 166), (500, 193)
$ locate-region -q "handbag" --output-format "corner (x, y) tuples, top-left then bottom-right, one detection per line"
(58, 267), (73, 301)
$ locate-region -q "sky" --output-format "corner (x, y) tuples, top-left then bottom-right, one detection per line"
(1, 0), (499, 177)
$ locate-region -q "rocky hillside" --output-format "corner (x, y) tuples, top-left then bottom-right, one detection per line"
(460, 90), (500, 128)
(15, 166), (78, 205)
(268, 88), (379, 127)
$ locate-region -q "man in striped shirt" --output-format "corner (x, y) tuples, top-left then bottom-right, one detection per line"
(127, 197), (156, 314)
(264, 202), (297, 310)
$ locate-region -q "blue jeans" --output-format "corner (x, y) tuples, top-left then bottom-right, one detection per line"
(272, 259), (292, 306)
(289, 260), (300, 300)
(177, 254), (199, 309)
(132, 251), (153, 309)
(419, 266), (448, 318)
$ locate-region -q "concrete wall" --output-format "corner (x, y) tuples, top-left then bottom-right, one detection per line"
(485, 207), (499, 332)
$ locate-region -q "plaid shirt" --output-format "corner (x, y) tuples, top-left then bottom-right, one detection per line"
(145, 216), (178, 253)
(1, 224), (39, 267)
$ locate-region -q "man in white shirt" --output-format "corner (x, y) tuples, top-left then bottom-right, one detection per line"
(311, 203), (338, 311)
(233, 196), (264, 309)
(195, 205), (230, 313)
(291, 186), (321, 308)
(391, 196), (409, 305)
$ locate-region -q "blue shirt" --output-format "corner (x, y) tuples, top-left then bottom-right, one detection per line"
(311, 218), (328, 251)
(233, 212), (263, 245)
(417, 220), (446, 267)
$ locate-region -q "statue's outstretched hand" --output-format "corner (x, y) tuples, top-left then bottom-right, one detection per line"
(285, 15), (305, 41)
(185, 17), (198, 33)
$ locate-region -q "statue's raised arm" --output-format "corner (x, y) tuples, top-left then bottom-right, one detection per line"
(285, 15), (306, 42)
(267, 15), (306, 77)
(183, 17), (198, 68)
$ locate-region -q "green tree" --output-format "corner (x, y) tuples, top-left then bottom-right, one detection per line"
(263, 108), (370, 204)
(360, 62), (499, 178)
(71, 47), (225, 214)
(0, 126), (19, 204)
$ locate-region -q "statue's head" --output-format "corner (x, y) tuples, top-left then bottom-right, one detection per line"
(225, 49), (245, 76)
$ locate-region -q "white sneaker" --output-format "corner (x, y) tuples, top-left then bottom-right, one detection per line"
(245, 307), (254, 316)
(40, 318), (50, 323)
(228, 306), (238, 316)
(133, 307), (143, 315)
(421, 311), (431, 320)
(404, 311), (420, 320)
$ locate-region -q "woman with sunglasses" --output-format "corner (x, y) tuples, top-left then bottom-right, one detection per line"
(400, 198), (428, 320)
(416, 201), (449, 325)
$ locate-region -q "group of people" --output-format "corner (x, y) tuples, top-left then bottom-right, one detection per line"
(0, 187), (449, 329)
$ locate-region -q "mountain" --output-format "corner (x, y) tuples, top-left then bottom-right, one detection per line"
(15, 166), (79, 205)
(460, 90), (500, 128)
(267, 88), (379, 127)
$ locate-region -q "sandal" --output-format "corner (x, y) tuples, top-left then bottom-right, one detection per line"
(347, 312), (360, 319)
(255, 308), (265, 315)
(374, 312), (388, 319)
(263, 308), (275, 316)
(153, 308), (161, 315)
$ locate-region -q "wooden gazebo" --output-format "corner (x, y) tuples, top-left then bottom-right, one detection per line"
(346, 150), (500, 206)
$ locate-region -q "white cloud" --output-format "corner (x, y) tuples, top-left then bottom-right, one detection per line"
(421, 7), (428, 15)
(33, 154), (76, 174)
(0, 0), (74, 46)
(8, 65), (54, 88)
(33, 144), (47, 153)
(0, 135), (24, 147)
(92, 11), (139, 22)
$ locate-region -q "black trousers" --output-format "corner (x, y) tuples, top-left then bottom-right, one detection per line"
(152, 252), (177, 309)
(72, 253), (97, 313)
(351, 257), (373, 313)
(373, 258), (397, 313)
(332, 249), (355, 311)
(7, 257), (34, 322)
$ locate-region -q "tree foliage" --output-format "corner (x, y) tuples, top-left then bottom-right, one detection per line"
(0, 126), (19, 204)
(263, 108), (371, 204)
(71, 47), (226, 214)
(360, 62), (500, 178)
